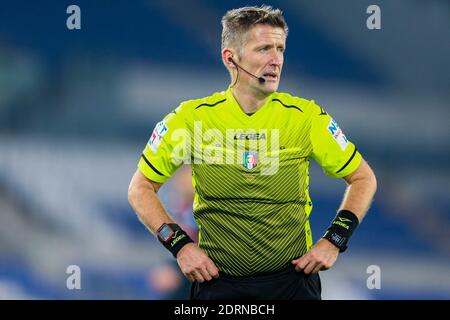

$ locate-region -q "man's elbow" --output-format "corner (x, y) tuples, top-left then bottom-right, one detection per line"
(365, 165), (378, 197)
(352, 161), (378, 195)
(128, 180), (139, 207)
(128, 174), (158, 207)
(370, 166), (377, 189)
(128, 177), (145, 207)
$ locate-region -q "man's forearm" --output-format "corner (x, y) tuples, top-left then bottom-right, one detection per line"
(128, 171), (202, 267)
(128, 173), (174, 234)
(340, 160), (377, 222)
(321, 161), (376, 252)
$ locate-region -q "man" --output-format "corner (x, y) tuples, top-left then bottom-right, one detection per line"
(128, 6), (377, 300)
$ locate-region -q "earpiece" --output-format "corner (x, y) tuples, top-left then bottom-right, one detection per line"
(227, 55), (265, 84)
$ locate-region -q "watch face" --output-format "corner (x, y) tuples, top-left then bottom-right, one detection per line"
(158, 224), (174, 242)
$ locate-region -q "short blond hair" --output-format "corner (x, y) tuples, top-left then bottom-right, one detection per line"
(221, 5), (288, 54)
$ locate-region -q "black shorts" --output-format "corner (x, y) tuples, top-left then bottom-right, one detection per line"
(190, 264), (321, 300)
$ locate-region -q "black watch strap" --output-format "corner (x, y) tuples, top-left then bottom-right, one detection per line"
(322, 210), (359, 252)
(157, 223), (194, 258)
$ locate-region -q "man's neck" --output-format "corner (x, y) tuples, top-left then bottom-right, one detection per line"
(231, 84), (271, 114)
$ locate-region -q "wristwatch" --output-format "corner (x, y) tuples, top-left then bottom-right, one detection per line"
(157, 223), (176, 243)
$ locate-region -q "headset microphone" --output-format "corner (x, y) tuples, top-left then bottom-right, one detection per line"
(229, 58), (265, 84)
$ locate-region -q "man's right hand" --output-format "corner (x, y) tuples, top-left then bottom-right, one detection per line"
(176, 243), (220, 283)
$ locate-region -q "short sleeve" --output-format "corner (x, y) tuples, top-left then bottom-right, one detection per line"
(137, 105), (190, 183)
(310, 103), (362, 178)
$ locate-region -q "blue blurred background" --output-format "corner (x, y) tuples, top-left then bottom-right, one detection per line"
(0, 0), (449, 299)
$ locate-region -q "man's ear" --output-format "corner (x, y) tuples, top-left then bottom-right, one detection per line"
(222, 49), (235, 68)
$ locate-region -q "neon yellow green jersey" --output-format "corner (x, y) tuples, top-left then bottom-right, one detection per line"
(137, 87), (362, 276)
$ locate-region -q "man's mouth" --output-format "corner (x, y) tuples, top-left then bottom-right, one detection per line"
(262, 72), (278, 81)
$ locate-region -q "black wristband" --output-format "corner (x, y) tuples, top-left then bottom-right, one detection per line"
(322, 210), (359, 252)
(157, 223), (194, 258)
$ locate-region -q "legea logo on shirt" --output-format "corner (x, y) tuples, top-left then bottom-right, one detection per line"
(153, 120), (281, 176)
(328, 118), (348, 151)
(148, 120), (169, 153)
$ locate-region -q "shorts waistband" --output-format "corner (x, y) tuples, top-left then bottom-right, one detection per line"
(219, 263), (297, 282)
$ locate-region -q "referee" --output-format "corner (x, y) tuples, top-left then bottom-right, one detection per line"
(128, 5), (377, 300)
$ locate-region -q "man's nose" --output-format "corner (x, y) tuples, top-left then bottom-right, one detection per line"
(269, 50), (283, 66)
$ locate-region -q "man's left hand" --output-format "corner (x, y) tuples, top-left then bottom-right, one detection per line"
(291, 238), (340, 274)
